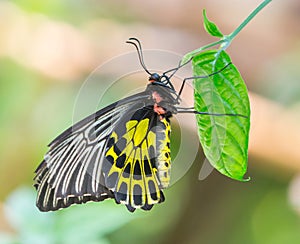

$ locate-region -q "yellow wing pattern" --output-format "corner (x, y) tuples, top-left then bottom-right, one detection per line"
(102, 107), (171, 212)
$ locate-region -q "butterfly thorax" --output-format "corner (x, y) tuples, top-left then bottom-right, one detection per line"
(146, 77), (178, 120)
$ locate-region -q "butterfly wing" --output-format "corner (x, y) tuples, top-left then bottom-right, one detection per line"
(34, 92), (150, 211)
(102, 105), (172, 212)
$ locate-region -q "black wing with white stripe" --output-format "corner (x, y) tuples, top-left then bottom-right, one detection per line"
(34, 92), (150, 211)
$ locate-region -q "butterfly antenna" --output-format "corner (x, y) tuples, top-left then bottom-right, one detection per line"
(126, 37), (152, 75)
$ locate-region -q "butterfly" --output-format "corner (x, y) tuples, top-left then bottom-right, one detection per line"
(34, 38), (235, 212)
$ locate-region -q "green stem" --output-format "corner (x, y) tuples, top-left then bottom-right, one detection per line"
(181, 0), (272, 63)
(181, 40), (225, 64)
(229, 0), (272, 41)
(185, 39), (224, 57)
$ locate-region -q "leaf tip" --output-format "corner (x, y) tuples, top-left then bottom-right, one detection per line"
(239, 176), (251, 182)
(202, 9), (207, 18)
(202, 9), (224, 38)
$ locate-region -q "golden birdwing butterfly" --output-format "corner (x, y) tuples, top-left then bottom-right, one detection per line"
(34, 38), (237, 212)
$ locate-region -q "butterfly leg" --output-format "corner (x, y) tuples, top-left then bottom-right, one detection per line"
(176, 109), (248, 118)
(176, 62), (232, 100)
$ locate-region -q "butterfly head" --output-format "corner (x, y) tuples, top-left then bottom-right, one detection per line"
(149, 73), (160, 82)
(148, 72), (176, 92)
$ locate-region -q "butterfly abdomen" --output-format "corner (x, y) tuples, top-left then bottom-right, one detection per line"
(156, 118), (171, 188)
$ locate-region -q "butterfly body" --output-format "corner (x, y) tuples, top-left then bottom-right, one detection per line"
(34, 73), (179, 212)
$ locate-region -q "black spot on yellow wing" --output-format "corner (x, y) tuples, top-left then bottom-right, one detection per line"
(116, 154), (126, 168)
(133, 160), (142, 180)
(122, 163), (131, 178)
(106, 137), (115, 148)
(103, 106), (171, 211)
(143, 156), (152, 176)
(148, 180), (158, 201)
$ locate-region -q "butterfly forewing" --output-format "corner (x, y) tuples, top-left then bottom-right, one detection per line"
(34, 92), (150, 211)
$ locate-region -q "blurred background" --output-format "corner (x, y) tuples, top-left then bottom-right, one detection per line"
(1, 0), (300, 243)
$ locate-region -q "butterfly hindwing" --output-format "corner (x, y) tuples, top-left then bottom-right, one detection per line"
(102, 105), (172, 212)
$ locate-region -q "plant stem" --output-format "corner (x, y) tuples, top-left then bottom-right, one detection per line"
(182, 0), (272, 62)
(229, 0), (272, 41)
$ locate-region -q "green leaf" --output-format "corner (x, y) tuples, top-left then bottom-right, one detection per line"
(192, 50), (250, 181)
(203, 9), (224, 38)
